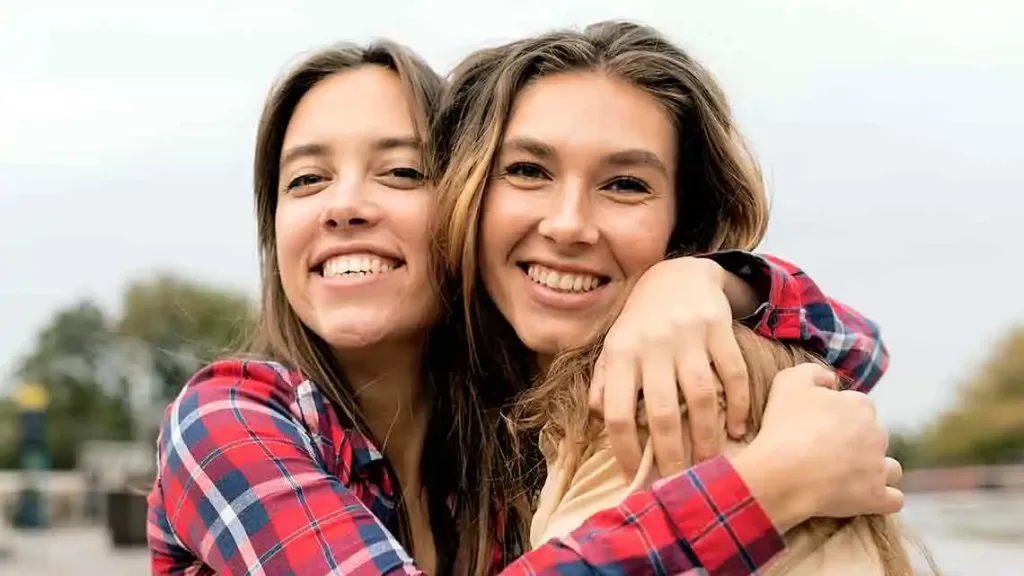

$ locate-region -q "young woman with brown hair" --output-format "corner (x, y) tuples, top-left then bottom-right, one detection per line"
(432, 20), (904, 574)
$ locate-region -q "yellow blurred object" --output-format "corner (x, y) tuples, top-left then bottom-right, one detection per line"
(15, 382), (49, 412)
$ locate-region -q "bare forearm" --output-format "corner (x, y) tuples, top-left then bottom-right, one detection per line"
(722, 269), (759, 319)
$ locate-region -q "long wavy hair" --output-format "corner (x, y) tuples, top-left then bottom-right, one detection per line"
(431, 20), (772, 550)
(248, 41), (500, 575)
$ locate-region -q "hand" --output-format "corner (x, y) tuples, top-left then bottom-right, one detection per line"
(590, 257), (752, 480)
(732, 364), (904, 532)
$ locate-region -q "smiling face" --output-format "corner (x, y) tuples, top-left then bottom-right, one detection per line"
(275, 65), (437, 352)
(479, 71), (678, 357)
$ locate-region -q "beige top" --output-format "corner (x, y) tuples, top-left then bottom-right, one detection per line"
(531, 420), (885, 575)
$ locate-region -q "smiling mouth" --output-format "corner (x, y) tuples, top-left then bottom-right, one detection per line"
(518, 263), (609, 293)
(316, 253), (405, 278)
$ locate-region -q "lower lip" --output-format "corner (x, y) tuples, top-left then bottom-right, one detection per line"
(520, 268), (606, 311)
(314, 267), (403, 290)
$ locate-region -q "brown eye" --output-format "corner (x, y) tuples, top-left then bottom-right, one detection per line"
(285, 173), (325, 191)
(388, 167), (425, 181)
(504, 162), (549, 180)
(604, 176), (651, 194)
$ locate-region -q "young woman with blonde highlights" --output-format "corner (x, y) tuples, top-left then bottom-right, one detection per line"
(433, 20), (902, 574)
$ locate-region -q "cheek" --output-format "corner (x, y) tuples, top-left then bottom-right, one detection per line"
(607, 205), (676, 279)
(275, 203), (309, 277)
(478, 185), (529, 283)
(392, 194), (433, 262)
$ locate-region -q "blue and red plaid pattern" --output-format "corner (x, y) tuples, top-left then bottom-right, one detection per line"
(148, 251), (888, 575)
(702, 251), (888, 392)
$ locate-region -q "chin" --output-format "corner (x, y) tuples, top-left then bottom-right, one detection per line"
(313, 309), (394, 349)
(517, 327), (589, 356)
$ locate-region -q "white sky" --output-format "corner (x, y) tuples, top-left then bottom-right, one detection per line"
(1, 0), (1021, 429)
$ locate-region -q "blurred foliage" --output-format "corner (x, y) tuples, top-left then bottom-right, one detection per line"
(117, 275), (254, 400)
(895, 326), (1024, 468)
(3, 275), (254, 469)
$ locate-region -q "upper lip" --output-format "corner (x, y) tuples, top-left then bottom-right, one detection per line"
(519, 258), (608, 278)
(311, 242), (405, 270)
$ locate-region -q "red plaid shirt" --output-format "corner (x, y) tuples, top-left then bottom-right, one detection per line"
(148, 252), (888, 575)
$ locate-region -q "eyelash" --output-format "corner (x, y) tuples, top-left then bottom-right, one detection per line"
(284, 166), (424, 193)
(502, 162), (651, 194)
(387, 167), (425, 181)
(502, 162), (549, 180)
(285, 173), (324, 191)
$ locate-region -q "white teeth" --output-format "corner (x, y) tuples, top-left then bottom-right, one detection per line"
(322, 253), (398, 278)
(526, 264), (602, 293)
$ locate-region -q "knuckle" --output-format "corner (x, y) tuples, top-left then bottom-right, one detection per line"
(649, 411), (679, 435)
(687, 384), (719, 410)
(640, 324), (678, 347)
(604, 412), (633, 431)
(694, 422), (719, 443)
(603, 335), (642, 358)
(719, 363), (749, 385)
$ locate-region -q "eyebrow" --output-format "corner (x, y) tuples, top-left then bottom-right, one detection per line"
(499, 137), (557, 160)
(280, 142), (331, 168)
(279, 136), (422, 169)
(499, 136), (669, 176)
(603, 149), (670, 177)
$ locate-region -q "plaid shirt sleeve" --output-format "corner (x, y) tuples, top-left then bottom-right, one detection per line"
(149, 361), (784, 575)
(503, 456), (783, 575)
(701, 250), (889, 392)
(149, 361), (420, 576)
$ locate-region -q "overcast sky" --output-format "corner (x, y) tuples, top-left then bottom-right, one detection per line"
(1, 0), (1021, 429)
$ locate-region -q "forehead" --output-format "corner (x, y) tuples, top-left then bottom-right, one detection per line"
(502, 71), (676, 163)
(283, 66), (417, 148)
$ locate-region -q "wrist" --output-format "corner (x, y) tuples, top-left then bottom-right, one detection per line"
(729, 444), (810, 533)
(722, 270), (759, 319)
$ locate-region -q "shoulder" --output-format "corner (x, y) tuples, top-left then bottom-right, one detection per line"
(160, 359), (348, 466)
(172, 359), (334, 423)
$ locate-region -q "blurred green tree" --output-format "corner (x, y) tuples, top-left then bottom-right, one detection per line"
(916, 326), (1024, 466)
(116, 274), (255, 402)
(12, 300), (131, 469)
(4, 277), (255, 469)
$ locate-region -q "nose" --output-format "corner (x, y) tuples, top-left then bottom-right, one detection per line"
(536, 180), (599, 247)
(319, 176), (383, 231)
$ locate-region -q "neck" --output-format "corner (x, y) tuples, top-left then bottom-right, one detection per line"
(537, 353), (554, 375)
(341, 337), (430, 488)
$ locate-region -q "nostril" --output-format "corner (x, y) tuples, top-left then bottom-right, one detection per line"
(347, 217), (369, 226)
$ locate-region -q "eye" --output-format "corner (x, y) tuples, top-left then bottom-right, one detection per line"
(387, 167), (425, 181)
(381, 166), (426, 190)
(603, 176), (651, 194)
(503, 162), (550, 181)
(285, 173), (326, 192)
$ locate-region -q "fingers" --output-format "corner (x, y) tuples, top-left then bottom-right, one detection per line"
(876, 486), (905, 516)
(640, 346), (686, 478)
(676, 345), (723, 463)
(773, 363), (839, 392)
(602, 350), (643, 480)
(707, 322), (749, 438)
(884, 457), (903, 487)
